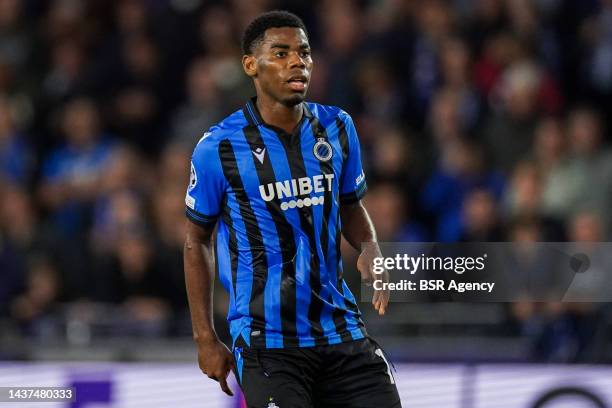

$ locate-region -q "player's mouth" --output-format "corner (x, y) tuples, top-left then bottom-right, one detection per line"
(287, 75), (308, 92)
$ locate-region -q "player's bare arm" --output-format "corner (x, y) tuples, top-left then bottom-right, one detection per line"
(183, 221), (234, 396)
(340, 200), (390, 315)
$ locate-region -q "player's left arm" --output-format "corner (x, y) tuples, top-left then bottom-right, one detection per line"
(340, 201), (389, 315)
(338, 111), (389, 315)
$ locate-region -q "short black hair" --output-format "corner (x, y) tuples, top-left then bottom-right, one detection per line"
(242, 10), (308, 55)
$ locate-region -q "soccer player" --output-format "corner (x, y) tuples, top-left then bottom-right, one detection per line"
(184, 10), (401, 408)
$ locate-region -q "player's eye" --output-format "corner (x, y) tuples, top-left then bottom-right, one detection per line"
(300, 50), (311, 58)
(275, 51), (287, 58)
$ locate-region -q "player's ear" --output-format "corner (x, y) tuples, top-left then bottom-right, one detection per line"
(242, 54), (257, 78)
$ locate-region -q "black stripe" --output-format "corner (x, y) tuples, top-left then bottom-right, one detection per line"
(242, 106), (257, 127)
(309, 116), (347, 340)
(336, 118), (350, 169)
(185, 207), (218, 226)
(218, 139), (268, 347)
(274, 125), (328, 346)
(220, 195), (239, 299)
(339, 182), (368, 204)
(243, 125), (298, 345)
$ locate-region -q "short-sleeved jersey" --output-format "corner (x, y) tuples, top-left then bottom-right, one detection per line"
(185, 98), (368, 349)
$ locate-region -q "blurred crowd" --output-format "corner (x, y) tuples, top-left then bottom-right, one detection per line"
(2, 0), (612, 362)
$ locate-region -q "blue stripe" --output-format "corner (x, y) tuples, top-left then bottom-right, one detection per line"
(233, 346), (244, 383)
(216, 221), (235, 315)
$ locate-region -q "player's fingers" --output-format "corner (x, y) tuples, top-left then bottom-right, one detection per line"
(219, 376), (233, 396)
(379, 297), (386, 313)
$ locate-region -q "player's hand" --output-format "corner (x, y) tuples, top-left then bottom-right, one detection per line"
(197, 337), (235, 396)
(357, 243), (390, 316)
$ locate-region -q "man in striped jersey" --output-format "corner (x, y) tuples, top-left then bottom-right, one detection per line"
(184, 10), (401, 407)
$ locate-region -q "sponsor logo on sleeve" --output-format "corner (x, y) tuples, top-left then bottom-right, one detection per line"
(185, 194), (195, 210)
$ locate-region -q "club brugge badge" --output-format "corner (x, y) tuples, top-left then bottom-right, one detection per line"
(313, 138), (332, 162)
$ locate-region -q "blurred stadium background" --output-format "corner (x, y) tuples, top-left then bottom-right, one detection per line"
(2, 0), (612, 406)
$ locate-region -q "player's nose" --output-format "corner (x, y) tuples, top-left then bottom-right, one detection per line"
(288, 52), (306, 68)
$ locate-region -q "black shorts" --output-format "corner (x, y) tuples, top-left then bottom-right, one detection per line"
(233, 337), (402, 408)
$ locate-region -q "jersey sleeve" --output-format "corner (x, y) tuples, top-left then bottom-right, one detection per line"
(185, 134), (227, 227)
(339, 112), (368, 204)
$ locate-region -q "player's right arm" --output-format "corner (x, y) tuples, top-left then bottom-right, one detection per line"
(184, 221), (234, 396)
(183, 132), (233, 396)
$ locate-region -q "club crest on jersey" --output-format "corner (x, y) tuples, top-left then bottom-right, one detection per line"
(188, 162), (197, 191)
(313, 138), (332, 162)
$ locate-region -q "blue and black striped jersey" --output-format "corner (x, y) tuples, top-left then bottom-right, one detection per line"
(185, 98), (368, 349)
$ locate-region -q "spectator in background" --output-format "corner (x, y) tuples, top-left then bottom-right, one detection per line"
(365, 182), (427, 242)
(465, 0), (509, 55)
(10, 256), (61, 338)
(38, 97), (114, 239)
(438, 36), (481, 130)
(580, 0), (612, 111)
(0, 97), (32, 185)
(170, 57), (223, 148)
(93, 228), (170, 337)
(0, 184), (26, 316)
(367, 125), (418, 183)
(317, 0), (365, 110)
(408, 0), (455, 120)
(504, 161), (542, 218)
(88, 145), (152, 305)
(540, 108), (612, 228)
(565, 211), (612, 301)
(195, 5), (252, 109)
(0, 184), (38, 252)
(425, 88), (472, 174)
(0, 0), (33, 84)
(504, 160), (565, 241)
(422, 138), (505, 241)
(460, 188), (503, 241)
(41, 39), (89, 106)
(483, 60), (542, 172)
(354, 57), (403, 124)
(110, 34), (164, 154)
(566, 108), (612, 229)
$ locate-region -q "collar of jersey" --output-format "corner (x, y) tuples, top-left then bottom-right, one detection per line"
(243, 97), (313, 135)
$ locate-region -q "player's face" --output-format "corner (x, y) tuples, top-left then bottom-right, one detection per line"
(246, 27), (312, 107)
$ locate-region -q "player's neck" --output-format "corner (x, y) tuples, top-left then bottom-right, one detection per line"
(256, 96), (303, 134)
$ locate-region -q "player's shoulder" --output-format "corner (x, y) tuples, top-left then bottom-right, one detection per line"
(306, 102), (353, 125)
(192, 109), (248, 158)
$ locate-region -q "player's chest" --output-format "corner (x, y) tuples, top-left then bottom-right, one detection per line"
(227, 134), (342, 201)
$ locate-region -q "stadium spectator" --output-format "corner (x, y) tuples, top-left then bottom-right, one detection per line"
(38, 97), (114, 239)
(0, 97), (32, 185)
